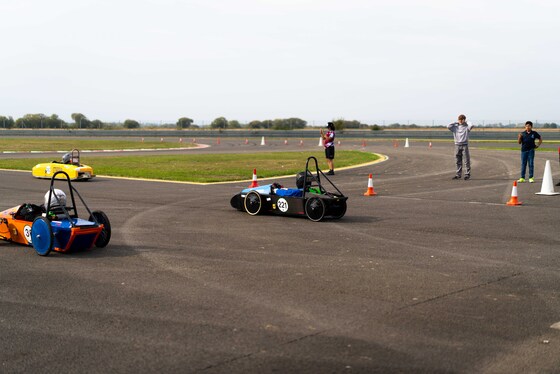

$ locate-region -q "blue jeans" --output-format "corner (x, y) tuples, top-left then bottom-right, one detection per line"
(520, 149), (535, 178)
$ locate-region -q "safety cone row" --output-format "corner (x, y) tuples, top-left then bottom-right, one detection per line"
(249, 169), (259, 188)
(364, 174), (377, 196)
(506, 181), (522, 206)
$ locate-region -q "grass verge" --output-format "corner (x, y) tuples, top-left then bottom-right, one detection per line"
(0, 151), (379, 183)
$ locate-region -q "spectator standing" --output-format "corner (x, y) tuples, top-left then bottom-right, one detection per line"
(448, 114), (474, 180)
(321, 122), (336, 175)
(517, 121), (542, 183)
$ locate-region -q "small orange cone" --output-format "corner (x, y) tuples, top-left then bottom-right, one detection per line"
(249, 169), (259, 188)
(506, 181), (522, 206)
(363, 174), (377, 196)
(216, 137), (221, 145)
(245, 138), (248, 145)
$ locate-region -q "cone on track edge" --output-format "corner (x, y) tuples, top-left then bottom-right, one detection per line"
(284, 139), (288, 145)
(429, 142), (432, 148)
(364, 174), (377, 196)
(405, 138), (410, 148)
(506, 181), (522, 206)
(249, 169), (259, 188)
(535, 160), (560, 195)
(261, 136), (266, 146)
(245, 138), (248, 145)
(299, 140), (304, 146)
(318, 137), (323, 146)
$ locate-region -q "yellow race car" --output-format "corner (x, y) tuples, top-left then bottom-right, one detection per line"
(32, 149), (95, 181)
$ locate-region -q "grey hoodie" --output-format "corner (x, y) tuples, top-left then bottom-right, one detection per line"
(447, 121), (474, 145)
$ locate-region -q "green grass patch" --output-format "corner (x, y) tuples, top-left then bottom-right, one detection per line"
(0, 138), (195, 152)
(0, 151), (379, 183)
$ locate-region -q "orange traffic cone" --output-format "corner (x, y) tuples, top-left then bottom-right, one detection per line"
(429, 142), (432, 149)
(363, 174), (377, 196)
(506, 181), (522, 206)
(249, 169), (259, 188)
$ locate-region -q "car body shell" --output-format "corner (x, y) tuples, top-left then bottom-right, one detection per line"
(32, 162), (95, 181)
(230, 184), (347, 221)
(230, 157), (348, 222)
(0, 171), (110, 255)
(32, 149), (95, 181)
(0, 205), (103, 253)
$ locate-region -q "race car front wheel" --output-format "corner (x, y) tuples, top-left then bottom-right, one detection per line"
(244, 191), (262, 215)
(305, 197), (326, 222)
(31, 217), (54, 256)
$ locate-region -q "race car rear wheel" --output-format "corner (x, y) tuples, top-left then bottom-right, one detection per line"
(31, 217), (53, 256)
(244, 191), (262, 215)
(305, 197), (326, 222)
(89, 211), (111, 248)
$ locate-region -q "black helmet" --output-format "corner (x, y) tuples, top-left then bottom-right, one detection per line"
(296, 171), (315, 189)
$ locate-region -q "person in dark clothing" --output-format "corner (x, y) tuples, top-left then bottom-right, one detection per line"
(517, 121), (542, 183)
(321, 122), (336, 175)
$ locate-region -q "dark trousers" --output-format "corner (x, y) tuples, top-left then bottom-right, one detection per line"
(520, 149), (535, 178)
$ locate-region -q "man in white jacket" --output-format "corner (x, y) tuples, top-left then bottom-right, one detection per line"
(448, 114), (474, 180)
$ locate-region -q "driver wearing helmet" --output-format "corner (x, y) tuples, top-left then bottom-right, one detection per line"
(43, 189), (67, 217)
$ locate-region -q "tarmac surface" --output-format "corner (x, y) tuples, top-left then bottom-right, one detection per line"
(1, 138), (560, 373)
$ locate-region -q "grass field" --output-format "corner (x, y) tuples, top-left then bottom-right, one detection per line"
(0, 151), (379, 183)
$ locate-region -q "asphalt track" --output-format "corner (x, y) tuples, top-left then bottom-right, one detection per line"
(1, 139), (560, 373)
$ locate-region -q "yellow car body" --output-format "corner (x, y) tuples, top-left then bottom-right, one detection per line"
(32, 162), (95, 180)
(31, 150), (95, 181)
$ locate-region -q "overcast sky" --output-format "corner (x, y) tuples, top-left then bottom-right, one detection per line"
(1, 0), (559, 125)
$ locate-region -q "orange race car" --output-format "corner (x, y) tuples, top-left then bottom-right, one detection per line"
(0, 171), (110, 256)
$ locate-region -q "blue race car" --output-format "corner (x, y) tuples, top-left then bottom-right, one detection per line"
(230, 157), (347, 222)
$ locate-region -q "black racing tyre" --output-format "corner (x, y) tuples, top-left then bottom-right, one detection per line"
(244, 191), (262, 215)
(305, 197), (326, 222)
(330, 200), (347, 219)
(89, 211), (111, 248)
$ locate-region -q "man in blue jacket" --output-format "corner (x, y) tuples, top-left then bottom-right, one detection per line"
(448, 114), (474, 180)
(517, 121), (542, 183)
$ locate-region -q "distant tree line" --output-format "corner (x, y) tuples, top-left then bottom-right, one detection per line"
(2, 113), (556, 130)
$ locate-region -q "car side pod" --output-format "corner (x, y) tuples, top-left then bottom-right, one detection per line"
(31, 217), (54, 256)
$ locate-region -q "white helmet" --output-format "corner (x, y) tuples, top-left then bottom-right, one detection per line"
(44, 189), (67, 207)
